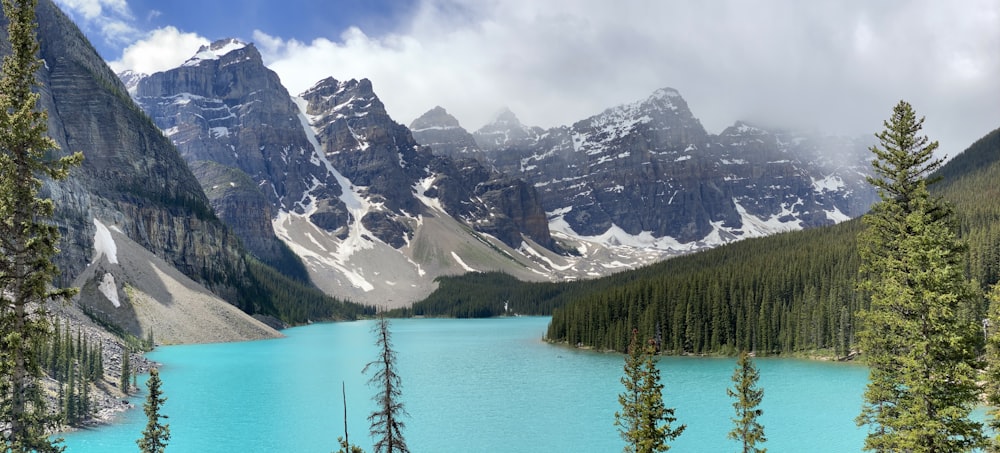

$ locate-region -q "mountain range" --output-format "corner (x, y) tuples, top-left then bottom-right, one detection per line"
(117, 37), (878, 308)
(10, 0), (880, 339)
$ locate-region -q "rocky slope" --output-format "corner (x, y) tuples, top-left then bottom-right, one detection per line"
(128, 43), (560, 305)
(410, 106), (482, 157)
(131, 39), (335, 275)
(4, 0), (293, 430)
(413, 88), (877, 254)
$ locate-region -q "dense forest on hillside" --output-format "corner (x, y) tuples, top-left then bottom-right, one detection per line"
(406, 127), (1000, 355)
(239, 258), (375, 324)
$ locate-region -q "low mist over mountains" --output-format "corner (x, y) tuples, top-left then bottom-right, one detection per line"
(413, 88), (877, 249)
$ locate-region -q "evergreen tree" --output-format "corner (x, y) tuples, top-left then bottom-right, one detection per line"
(334, 437), (364, 453)
(727, 351), (766, 453)
(363, 316), (409, 453)
(0, 0), (82, 450)
(615, 329), (684, 453)
(855, 100), (984, 451)
(137, 368), (170, 453)
(120, 347), (131, 394)
(984, 283), (1000, 452)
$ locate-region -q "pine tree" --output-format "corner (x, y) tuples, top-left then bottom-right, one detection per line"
(137, 368), (170, 453)
(727, 351), (766, 453)
(615, 329), (684, 453)
(0, 0), (82, 450)
(120, 347), (131, 394)
(334, 437), (365, 453)
(363, 316), (409, 453)
(855, 100), (984, 451)
(984, 283), (1000, 452)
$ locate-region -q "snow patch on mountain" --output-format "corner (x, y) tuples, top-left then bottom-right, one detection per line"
(812, 174), (846, 192)
(825, 206), (851, 223)
(183, 38), (247, 67)
(414, 176), (445, 213)
(92, 218), (118, 264)
(450, 252), (477, 272)
(98, 273), (120, 307)
(733, 199), (804, 237)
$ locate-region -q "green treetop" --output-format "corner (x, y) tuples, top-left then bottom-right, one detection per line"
(727, 351), (766, 453)
(855, 100), (984, 451)
(0, 0), (82, 451)
(137, 368), (170, 453)
(615, 329), (684, 453)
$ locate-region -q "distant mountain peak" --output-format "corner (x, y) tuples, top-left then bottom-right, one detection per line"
(410, 106), (464, 132)
(487, 106), (523, 128)
(722, 121), (768, 136)
(183, 38), (253, 67)
(116, 69), (147, 95)
(649, 87), (681, 100)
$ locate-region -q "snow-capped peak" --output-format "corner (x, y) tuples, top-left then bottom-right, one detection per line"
(116, 69), (147, 95)
(648, 87), (681, 101)
(723, 121), (768, 136)
(183, 38), (248, 67)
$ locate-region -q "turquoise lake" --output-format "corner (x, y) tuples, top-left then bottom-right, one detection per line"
(60, 316), (870, 452)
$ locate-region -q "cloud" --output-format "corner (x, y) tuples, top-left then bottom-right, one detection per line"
(54, 0), (138, 45)
(94, 0), (995, 158)
(247, 0), (999, 155)
(108, 26), (208, 75)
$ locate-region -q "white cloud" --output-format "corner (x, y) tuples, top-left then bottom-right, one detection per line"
(108, 26), (208, 75)
(54, 0), (137, 44)
(248, 0), (999, 155)
(91, 0), (996, 158)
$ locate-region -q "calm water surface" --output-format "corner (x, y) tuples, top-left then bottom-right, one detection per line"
(61, 317), (868, 452)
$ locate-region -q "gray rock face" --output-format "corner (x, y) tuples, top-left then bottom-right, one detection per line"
(132, 39), (347, 271)
(409, 106), (481, 157)
(446, 88), (880, 245)
(300, 77), (554, 249)
(406, 94), (878, 254)
(28, 1), (252, 299)
(299, 77), (429, 247)
(426, 157), (553, 249)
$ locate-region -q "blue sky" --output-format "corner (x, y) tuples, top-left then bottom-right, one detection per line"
(77, 0), (417, 59)
(53, 0), (1000, 157)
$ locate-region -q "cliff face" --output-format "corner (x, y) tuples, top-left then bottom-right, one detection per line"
(301, 77), (555, 250)
(133, 40), (338, 273)
(10, 1), (293, 341)
(455, 89), (877, 246)
(31, 1), (243, 287)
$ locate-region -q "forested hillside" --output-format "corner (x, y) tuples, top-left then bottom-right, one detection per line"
(408, 127), (1000, 355)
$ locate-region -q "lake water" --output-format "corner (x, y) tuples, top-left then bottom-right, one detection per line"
(60, 317), (869, 452)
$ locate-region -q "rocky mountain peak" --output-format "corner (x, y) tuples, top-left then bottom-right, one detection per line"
(116, 69), (146, 95)
(473, 107), (539, 150)
(582, 86), (701, 133)
(721, 121), (768, 136)
(486, 107), (523, 128)
(410, 106), (462, 131)
(183, 38), (254, 67)
(302, 77), (385, 123)
(643, 87), (684, 110)
(410, 106), (481, 157)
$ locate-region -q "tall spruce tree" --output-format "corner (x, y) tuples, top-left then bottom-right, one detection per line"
(137, 368), (170, 453)
(615, 329), (684, 453)
(855, 100), (984, 451)
(0, 0), (82, 450)
(984, 283), (1000, 452)
(120, 347), (131, 394)
(363, 316), (408, 453)
(727, 351), (766, 453)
